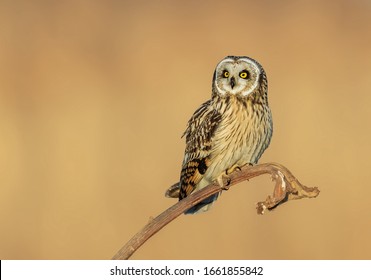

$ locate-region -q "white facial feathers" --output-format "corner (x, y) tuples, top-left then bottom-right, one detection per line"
(214, 56), (261, 97)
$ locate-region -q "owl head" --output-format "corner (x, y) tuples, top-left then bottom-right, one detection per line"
(212, 56), (266, 98)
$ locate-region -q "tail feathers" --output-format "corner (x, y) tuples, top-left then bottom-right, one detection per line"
(184, 193), (220, 214)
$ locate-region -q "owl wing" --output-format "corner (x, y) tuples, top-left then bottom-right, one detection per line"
(179, 100), (222, 200)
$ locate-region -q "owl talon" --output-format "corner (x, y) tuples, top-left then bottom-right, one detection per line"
(226, 164), (242, 175)
(226, 178), (231, 187)
(217, 173), (231, 190)
(222, 178), (231, 191)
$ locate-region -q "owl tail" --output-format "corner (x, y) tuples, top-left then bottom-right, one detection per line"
(185, 193), (220, 214)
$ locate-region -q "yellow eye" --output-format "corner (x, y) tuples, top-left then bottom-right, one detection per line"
(239, 71), (249, 79)
(223, 70), (229, 78)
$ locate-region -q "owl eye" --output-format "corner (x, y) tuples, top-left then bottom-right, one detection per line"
(239, 70), (249, 79)
(222, 70), (230, 78)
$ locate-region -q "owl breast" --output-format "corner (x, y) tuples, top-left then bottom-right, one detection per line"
(202, 95), (273, 184)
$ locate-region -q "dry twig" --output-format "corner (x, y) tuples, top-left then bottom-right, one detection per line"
(112, 162), (319, 260)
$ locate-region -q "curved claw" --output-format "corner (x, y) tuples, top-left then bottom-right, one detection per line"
(225, 178), (231, 189)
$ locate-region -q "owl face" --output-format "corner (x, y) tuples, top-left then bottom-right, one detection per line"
(213, 56), (262, 97)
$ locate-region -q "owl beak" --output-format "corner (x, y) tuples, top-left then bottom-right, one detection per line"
(230, 77), (236, 89)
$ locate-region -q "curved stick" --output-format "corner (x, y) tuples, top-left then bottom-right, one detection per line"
(112, 162), (320, 260)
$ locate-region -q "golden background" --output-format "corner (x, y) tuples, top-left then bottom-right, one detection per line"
(1, 0), (370, 259)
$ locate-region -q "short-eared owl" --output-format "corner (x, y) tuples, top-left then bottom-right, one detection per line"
(178, 56), (272, 214)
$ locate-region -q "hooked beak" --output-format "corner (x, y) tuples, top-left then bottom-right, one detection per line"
(230, 76), (236, 89)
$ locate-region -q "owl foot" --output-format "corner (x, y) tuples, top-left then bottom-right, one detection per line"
(218, 164), (244, 190)
(217, 173), (231, 190)
(226, 164), (242, 175)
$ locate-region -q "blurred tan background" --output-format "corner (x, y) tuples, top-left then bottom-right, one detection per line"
(1, 0), (371, 259)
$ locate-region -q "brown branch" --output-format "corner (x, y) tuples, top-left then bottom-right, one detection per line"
(111, 162), (320, 260)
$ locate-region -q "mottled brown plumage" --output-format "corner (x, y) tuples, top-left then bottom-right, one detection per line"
(179, 56), (273, 214)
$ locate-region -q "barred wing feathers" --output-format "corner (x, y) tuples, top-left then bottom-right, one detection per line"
(179, 100), (222, 199)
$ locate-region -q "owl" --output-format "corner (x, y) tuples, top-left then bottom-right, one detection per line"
(177, 56), (273, 214)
